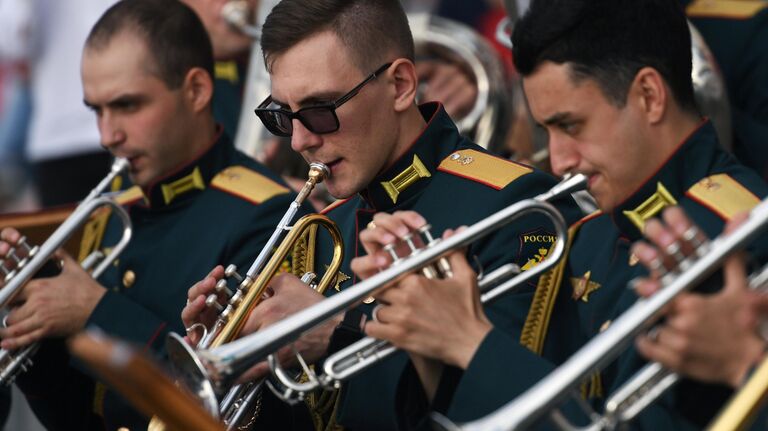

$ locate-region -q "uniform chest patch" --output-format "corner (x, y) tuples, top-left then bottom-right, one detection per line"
(519, 228), (558, 271)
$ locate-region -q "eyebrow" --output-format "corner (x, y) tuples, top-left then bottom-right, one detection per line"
(542, 112), (573, 126)
(271, 91), (344, 110)
(84, 93), (147, 110)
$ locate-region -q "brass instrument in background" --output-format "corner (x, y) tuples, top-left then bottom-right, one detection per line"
(158, 163), (343, 430)
(431, 196), (768, 431)
(163, 174), (587, 406)
(709, 353), (768, 431)
(0, 158), (133, 385)
(409, 13), (513, 154)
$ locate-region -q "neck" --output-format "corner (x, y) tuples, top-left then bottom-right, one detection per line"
(187, 113), (219, 155)
(653, 107), (703, 164)
(390, 104), (428, 162)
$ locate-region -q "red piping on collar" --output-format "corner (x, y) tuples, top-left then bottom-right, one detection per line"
(321, 197), (353, 215)
(611, 118), (709, 211)
(373, 102), (442, 178)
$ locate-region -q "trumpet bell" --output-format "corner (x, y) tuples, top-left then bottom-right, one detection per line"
(166, 332), (220, 419)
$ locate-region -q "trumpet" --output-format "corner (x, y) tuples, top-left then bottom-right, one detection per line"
(169, 174), (587, 406)
(0, 158), (133, 385)
(161, 163), (344, 429)
(313, 174), (588, 396)
(432, 195), (768, 431)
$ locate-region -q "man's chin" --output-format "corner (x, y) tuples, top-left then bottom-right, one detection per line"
(325, 182), (356, 201)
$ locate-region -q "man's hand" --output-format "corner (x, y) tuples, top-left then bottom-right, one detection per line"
(181, 265), (226, 346)
(353, 210), (427, 280)
(632, 207), (765, 388)
(0, 249), (106, 349)
(417, 60), (477, 120)
(235, 273), (341, 382)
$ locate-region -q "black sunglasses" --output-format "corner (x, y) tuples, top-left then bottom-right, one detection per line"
(254, 62), (393, 137)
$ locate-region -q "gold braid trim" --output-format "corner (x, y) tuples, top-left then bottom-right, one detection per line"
(520, 222), (582, 354)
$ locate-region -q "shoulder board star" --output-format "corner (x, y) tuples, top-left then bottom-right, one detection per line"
(437, 149), (532, 190)
(211, 166), (290, 204)
(686, 173), (760, 220)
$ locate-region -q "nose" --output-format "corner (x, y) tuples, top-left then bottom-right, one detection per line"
(548, 134), (580, 177)
(290, 119), (323, 153)
(98, 113), (126, 150)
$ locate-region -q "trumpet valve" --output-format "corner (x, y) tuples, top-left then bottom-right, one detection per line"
(300, 272), (318, 289)
(225, 264), (243, 283)
(205, 294), (224, 313)
(402, 233), (419, 254)
(215, 279), (234, 297)
(237, 276), (254, 294)
(383, 244), (400, 264)
(228, 290), (244, 308)
(418, 224), (453, 278)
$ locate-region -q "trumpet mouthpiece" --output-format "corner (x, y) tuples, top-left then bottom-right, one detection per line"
(308, 163), (330, 183)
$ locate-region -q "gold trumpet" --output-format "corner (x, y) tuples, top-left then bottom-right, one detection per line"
(157, 163), (344, 429)
(168, 174), (587, 406)
(0, 158), (133, 385)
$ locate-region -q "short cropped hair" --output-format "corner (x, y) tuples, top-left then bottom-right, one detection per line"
(86, 0), (214, 89)
(260, 0), (414, 74)
(512, 0), (697, 112)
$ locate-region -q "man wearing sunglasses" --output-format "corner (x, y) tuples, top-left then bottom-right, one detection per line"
(181, 0), (583, 429)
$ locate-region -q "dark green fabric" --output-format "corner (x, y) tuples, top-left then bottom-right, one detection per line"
(396, 120), (768, 430)
(688, 4), (768, 179)
(212, 60), (246, 140)
(308, 103), (584, 430)
(16, 131), (312, 431)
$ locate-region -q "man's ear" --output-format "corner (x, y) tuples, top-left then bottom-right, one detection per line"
(389, 59), (418, 112)
(183, 67), (214, 113)
(631, 67), (667, 125)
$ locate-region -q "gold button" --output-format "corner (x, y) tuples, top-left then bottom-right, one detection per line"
(122, 270), (136, 288)
(600, 320), (612, 332)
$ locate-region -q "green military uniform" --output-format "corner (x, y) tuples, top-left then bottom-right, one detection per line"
(395, 120), (768, 430)
(16, 129), (311, 431)
(298, 103), (584, 430)
(213, 60), (246, 140)
(685, 0), (768, 179)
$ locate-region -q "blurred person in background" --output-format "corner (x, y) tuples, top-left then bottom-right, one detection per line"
(0, 0), (118, 208)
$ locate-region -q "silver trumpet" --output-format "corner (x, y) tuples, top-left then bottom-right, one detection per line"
(432, 195), (768, 431)
(0, 158), (133, 385)
(168, 174), (587, 408)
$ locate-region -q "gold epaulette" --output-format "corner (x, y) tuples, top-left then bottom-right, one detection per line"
(686, 174), (760, 220)
(210, 166), (290, 204)
(320, 198), (351, 215)
(687, 0), (768, 19)
(115, 186), (144, 206)
(214, 61), (239, 84)
(437, 149), (532, 190)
